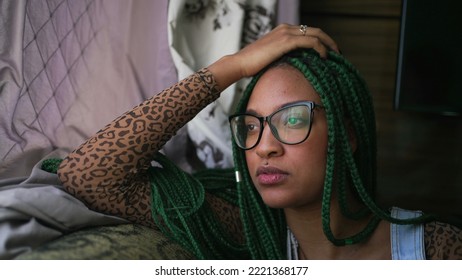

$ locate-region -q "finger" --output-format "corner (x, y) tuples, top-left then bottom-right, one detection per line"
(285, 24), (339, 54)
(271, 26), (329, 59)
(303, 26), (340, 53)
(281, 28), (329, 58)
(298, 36), (329, 58)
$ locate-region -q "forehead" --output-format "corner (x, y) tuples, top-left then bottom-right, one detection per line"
(246, 65), (320, 114)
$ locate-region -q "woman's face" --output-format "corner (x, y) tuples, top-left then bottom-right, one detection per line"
(245, 65), (328, 210)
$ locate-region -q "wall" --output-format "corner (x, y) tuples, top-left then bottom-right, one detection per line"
(300, 0), (462, 223)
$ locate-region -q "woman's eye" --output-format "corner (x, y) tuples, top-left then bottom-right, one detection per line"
(245, 123), (259, 134)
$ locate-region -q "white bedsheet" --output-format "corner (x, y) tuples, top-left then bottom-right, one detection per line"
(0, 0), (178, 179)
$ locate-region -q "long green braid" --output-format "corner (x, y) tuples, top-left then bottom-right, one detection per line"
(149, 152), (249, 259)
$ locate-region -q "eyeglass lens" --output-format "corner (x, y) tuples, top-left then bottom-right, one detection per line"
(230, 104), (313, 149)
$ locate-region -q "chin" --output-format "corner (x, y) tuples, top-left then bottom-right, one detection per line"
(263, 201), (290, 209)
(259, 191), (297, 209)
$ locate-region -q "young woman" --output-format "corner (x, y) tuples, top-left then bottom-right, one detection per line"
(57, 24), (462, 259)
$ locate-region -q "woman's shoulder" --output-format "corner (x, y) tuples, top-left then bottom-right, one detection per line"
(424, 220), (462, 259)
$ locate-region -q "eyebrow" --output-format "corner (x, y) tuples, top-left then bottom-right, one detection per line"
(245, 100), (310, 115)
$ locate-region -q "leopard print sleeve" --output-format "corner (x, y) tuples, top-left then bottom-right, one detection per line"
(57, 69), (221, 227)
(424, 221), (462, 259)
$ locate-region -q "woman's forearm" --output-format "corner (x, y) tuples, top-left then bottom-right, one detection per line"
(57, 69), (222, 224)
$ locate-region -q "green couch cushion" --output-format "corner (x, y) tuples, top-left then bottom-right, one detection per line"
(15, 224), (194, 260)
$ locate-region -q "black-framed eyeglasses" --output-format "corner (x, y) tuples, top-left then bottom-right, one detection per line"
(229, 101), (324, 150)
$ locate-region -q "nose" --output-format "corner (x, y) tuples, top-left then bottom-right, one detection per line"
(255, 123), (283, 159)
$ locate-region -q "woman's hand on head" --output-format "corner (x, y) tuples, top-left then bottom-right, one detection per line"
(208, 24), (339, 90)
(235, 24), (339, 77)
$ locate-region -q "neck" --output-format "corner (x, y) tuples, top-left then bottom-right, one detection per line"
(284, 201), (389, 259)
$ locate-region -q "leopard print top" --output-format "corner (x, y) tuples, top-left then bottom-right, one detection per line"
(57, 68), (461, 259)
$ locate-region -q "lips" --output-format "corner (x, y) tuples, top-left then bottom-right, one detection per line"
(256, 166), (289, 185)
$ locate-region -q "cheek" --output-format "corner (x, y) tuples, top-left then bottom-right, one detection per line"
(294, 136), (328, 178)
(289, 148), (328, 204)
(293, 146), (327, 174)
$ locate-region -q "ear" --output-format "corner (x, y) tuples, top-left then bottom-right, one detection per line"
(345, 119), (357, 153)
